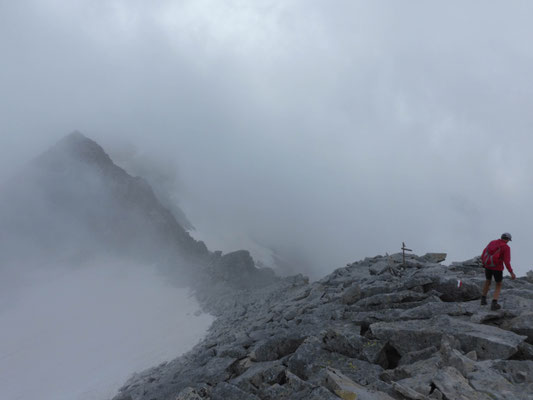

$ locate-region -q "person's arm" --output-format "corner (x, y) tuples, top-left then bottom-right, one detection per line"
(503, 246), (516, 279)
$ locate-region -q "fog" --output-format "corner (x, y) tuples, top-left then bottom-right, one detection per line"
(0, 131), (216, 399)
(2, 1), (532, 278)
(0, 261), (213, 400)
(1, 2), (532, 399)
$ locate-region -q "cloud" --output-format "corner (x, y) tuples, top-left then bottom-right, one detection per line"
(1, 1), (533, 276)
(0, 261), (213, 399)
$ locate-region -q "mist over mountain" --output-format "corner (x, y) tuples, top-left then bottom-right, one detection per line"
(105, 142), (195, 232)
(2, 133), (533, 400)
(3, 2), (533, 399)
(0, 260), (214, 400)
(0, 133), (276, 400)
(0, 132), (276, 290)
(3, 1), (533, 278)
(0, 132), (203, 270)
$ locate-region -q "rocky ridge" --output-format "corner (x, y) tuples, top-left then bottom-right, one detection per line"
(0, 132), (276, 290)
(114, 253), (533, 400)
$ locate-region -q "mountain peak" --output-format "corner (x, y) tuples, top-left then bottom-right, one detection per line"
(48, 131), (114, 169)
(64, 130), (86, 140)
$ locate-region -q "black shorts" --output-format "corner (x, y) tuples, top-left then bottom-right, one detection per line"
(485, 268), (503, 283)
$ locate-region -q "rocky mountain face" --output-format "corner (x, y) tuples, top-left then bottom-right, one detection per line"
(0, 132), (275, 289)
(114, 253), (533, 400)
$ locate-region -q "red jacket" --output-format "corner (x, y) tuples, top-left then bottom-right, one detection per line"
(482, 239), (513, 273)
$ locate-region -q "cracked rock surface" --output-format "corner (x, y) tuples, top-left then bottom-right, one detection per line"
(113, 253), (533, 400)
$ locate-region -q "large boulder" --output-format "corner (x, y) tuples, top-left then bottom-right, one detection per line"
(321, 329), (391, 367)
(421, 253), (447, 263)
(425, 277), (481, 302)
(341, 284), (362, 305)
(468, 360), (533, 399)
(508, 313), (533, 344)
(369, 260), (392, 275)
(261, 370), (340, 400)
(370, 316), (527, 360)
(431, 367), (491, 400)
(175, 387), (205, 400)
(323, 368), (395, 400)
(400, 299), (476, 320)
(251, 335), (305, 362)
(354, 290), (431, 309)
(214, 250), (277, 288)
(211, 382), (260, 400)
(286, 336), (384, 386)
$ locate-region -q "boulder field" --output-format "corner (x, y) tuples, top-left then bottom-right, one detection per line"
(114, 253), (533, 400)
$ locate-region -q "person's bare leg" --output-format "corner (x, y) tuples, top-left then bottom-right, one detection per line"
(481, 280), (491, 305)
(482, 280), (491, 296)
(493, 282), (502, 300)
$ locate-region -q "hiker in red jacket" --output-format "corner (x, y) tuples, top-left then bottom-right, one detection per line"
(480, 232), (516, 310)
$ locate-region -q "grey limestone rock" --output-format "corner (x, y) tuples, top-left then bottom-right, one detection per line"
(211, 382), (260, 400)
(451, 256), (482, 268)
(421, 253), (447, 263)
(354, 289), (430, 309)
(175, 387), (205, 400)
(468, 360), (533, 399)
(424, 276), (481, 302)
(392, 381), (426, 400)
(113, 253), (533, 400)
(324, 367), (395, 400)
(508, 312), (533, 344)
(341, 284), (362, 305)
(432, 366), (491, 400)
(371, 315), (527, 360)
(213, 250), (277, 289)
(439, 335), (476, 377)
(369, 260), (392, 275)
(398, 346), (438, 366)
(251, 335), (305, 362)
(260, 370), (337, 400)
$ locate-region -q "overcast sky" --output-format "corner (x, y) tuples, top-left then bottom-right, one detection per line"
(1, 0), (533, 277)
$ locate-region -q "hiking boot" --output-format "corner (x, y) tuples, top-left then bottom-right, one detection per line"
(491, 300), (501, 311)
(480, 296), (487, 305)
